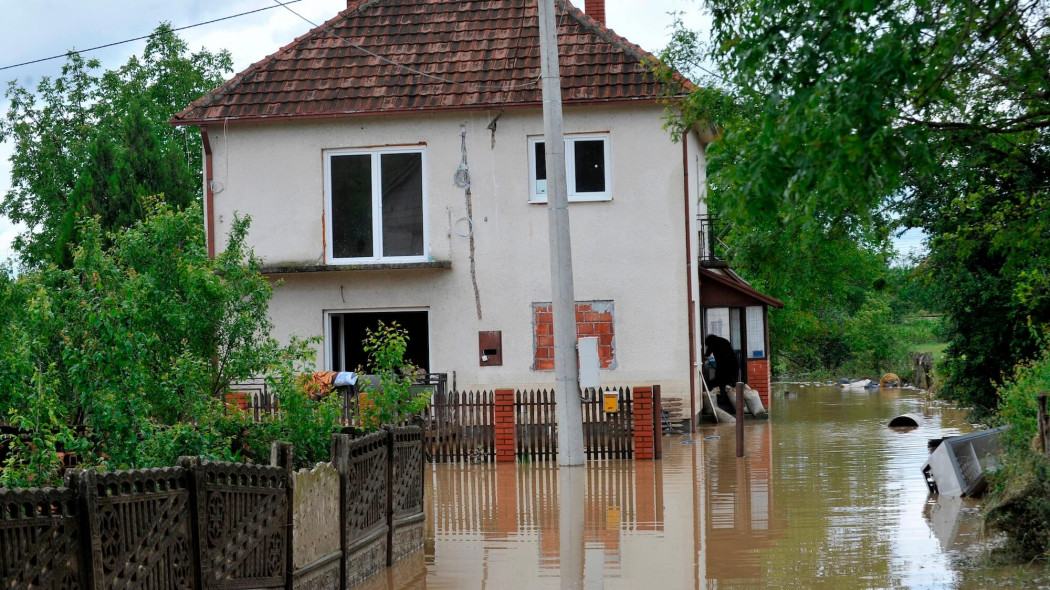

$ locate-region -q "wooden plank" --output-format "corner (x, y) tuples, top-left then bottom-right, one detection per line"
(488, 390), (495, 463)
(626, 386), (634, 458)
(548, 389), (556, 461)
(514, 390), (522, 459)
(546, 390), (554, 459)
(533, 389), (541, 462)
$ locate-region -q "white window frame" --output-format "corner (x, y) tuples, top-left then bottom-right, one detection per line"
(324, 146), (428, 264)
(528, 133), (612, 203)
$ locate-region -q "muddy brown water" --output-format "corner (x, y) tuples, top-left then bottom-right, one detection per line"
(359, 385), (1049, 589)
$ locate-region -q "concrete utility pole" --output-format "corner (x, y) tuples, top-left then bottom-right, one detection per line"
(538, 0), (585, 466)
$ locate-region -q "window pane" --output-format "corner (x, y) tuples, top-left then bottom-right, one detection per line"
(573, 139), (605, 193)
(746, 306), (765, 358)
(331, 154), (373, 258)
(534, 141), (547, 195)
(705, 307), (730, 340)
(380, 152), (424, 257)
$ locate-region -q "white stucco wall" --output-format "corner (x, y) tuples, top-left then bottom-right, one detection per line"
(204, 103), (706, 404)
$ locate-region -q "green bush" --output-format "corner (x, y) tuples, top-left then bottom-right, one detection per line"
(0, 205), (337, 486)
(984, 341), (1050, 561)
(844, 293), (909, 377)
(357, 322), (430, 430)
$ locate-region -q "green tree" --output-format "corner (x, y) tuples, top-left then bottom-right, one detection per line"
(652, 26), (897, 378)
(845, 293), (906, 376)
(0, 204), (337, 485)
(655, 0), (1049, 405)
(0, 24), (232, 267)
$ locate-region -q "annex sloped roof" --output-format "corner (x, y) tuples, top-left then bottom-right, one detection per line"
(698, 267), (785, 309)
(172, 0), (684, 125)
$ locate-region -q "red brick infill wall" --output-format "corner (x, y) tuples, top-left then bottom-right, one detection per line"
(747, 358), (771, 408)
(494, 389), (516, 463)
(632, 386), (655, 460)
(533, 302), (615, 371)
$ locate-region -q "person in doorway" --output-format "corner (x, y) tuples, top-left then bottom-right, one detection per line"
(703, 334), (739, 398)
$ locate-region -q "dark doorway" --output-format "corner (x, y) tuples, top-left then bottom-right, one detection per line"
(329, 310), (430, 372)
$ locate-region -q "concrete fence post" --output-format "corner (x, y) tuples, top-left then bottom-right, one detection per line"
(270, 441), (295, 590)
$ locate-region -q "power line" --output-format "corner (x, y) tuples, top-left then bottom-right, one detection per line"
(270, 0), (542, 91)
(0, 1), (304, 72)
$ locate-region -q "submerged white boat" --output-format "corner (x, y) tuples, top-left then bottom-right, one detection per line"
(921, 426), (1006, 497)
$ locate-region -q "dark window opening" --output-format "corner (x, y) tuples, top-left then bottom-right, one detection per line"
(531, 136), (608, 199)
(329, 310), (430, 373)
(573, 139), (606, 192)
(380, 153), (424, 257)
(331, 154), (373, 258)
(329, 150), (424, 260)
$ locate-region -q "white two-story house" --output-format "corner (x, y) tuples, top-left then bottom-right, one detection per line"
(173, 0), (778, 420)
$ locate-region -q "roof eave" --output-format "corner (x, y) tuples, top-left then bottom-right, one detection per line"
(171, 95), (665, 127)
(698, 267), (785, 309)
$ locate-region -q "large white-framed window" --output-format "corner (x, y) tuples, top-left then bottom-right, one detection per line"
(325, 146), (427, 263)
(528, 133), (612, 203)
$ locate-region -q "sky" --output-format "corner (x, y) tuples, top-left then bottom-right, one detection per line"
(0, 0), (923, 264)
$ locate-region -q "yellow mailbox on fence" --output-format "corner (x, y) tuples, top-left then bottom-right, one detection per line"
(603, 390), (619, 413)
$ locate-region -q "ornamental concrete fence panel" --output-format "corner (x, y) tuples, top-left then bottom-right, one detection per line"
(0, 429), (425, 590)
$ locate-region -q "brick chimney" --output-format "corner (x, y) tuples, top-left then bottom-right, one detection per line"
(585, 0), (606, 25)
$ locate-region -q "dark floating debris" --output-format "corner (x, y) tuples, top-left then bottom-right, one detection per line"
(888, 413), (922, 428)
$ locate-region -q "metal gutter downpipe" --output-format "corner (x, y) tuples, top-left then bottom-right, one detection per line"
(683, 132), (698, 433)
(201, 126), (216, 259)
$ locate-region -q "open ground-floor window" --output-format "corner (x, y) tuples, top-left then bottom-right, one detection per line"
(327, 310), (430, 372)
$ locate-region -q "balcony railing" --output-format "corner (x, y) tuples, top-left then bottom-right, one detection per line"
(698, 214), (731, 267)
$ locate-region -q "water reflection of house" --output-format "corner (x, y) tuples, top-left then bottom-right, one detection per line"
(424, 458), (679, 585)
(697, 215), (784, 409)
(703, 422), (785, 581)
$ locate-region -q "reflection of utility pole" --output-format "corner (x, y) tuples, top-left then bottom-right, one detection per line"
(558, 467), (586, 589)
(538, 0), (584, 466)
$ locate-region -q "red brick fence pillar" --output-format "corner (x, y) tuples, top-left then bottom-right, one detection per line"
(495, 388), (517, 463)
(633, 386), (655, 460)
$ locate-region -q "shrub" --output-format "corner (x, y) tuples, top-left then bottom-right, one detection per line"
(0, 204), (332, 485)
(356, 322), (430, 430)
(984, 340), (1050, 561)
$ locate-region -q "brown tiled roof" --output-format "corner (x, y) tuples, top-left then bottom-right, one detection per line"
(172, 0), (686, 125)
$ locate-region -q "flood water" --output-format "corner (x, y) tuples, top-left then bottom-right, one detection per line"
(360, 385), (1049, 589)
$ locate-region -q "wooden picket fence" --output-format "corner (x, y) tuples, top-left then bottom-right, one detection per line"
(424, 387), (640, 463)
(425, 390), (495, 463)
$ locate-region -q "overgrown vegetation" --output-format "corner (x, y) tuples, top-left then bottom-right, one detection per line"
(652, 0), (1047, 404)
(0, 204), (340, 487)
(356, 322), (431, 431)
(0, 29), (339, 486)
(985, 339), (1050, 561)
(652, 0), (1049, 561)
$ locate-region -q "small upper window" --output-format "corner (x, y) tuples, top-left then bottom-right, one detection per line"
(325, 147), (427, 263)
(529, 134), (611, 202)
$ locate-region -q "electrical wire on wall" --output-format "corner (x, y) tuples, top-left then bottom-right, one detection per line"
(454, 123), (483, 321)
